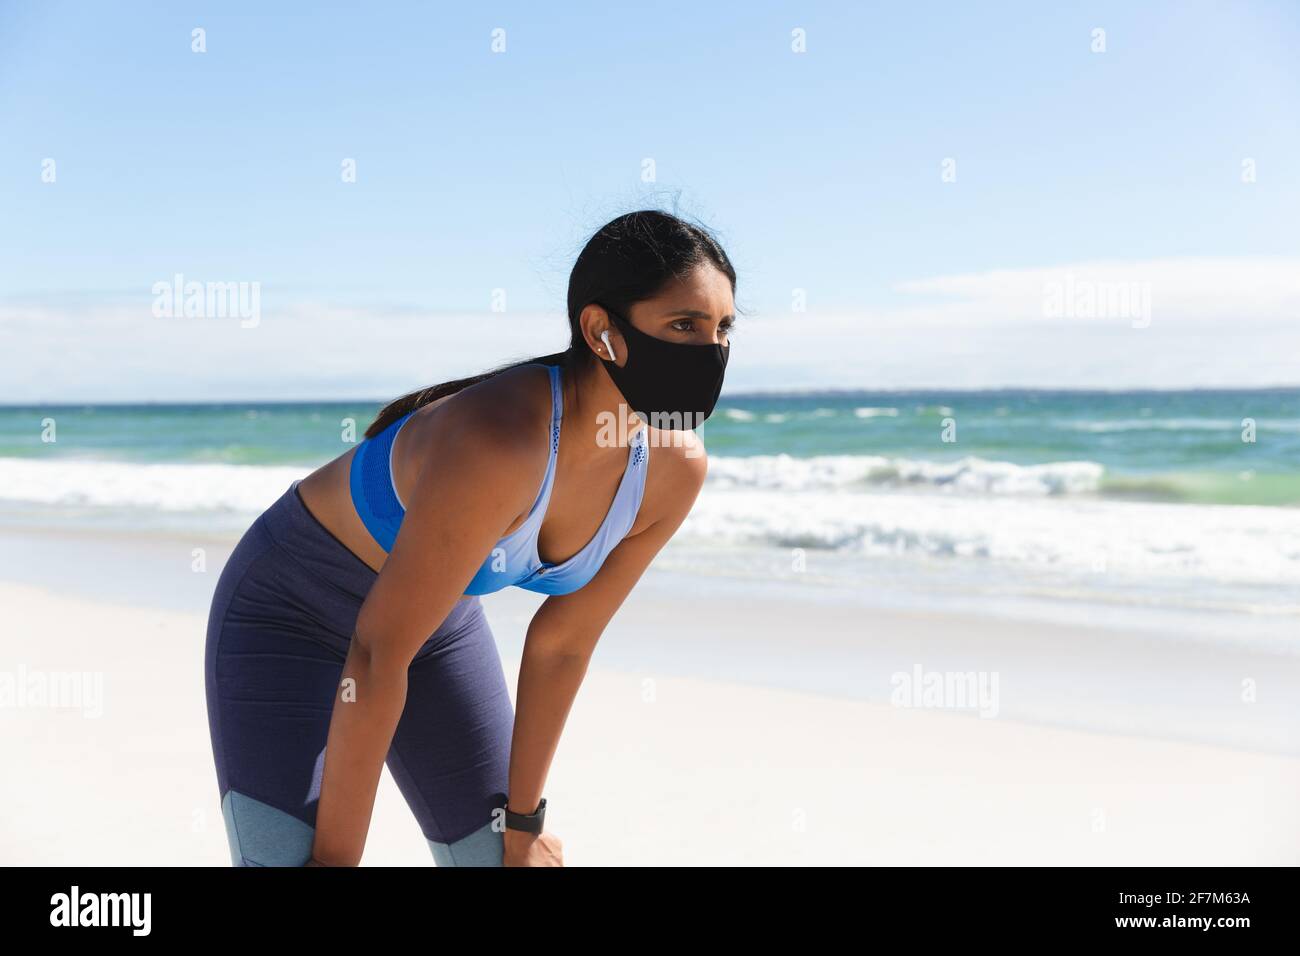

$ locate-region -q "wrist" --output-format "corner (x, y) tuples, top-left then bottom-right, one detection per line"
(502, 794), (547, 834)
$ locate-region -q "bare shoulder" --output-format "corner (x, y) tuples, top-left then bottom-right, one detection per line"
(423, 363), (552, 462)
(394, 364), (554, 514)
(641, 425), (709, 523)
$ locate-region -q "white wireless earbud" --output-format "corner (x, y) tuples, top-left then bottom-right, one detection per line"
(600, 330), (617, 362)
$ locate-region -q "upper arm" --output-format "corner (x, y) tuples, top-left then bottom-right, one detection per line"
(527, 435), (709, 656)
(354, 403), (540, 669)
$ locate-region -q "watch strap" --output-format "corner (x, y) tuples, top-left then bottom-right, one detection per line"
(504, 797), (547, 834)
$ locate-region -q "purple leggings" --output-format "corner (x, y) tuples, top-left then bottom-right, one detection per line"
(204, 480), (514, 866)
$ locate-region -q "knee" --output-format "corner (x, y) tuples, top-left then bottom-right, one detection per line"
(221, 789), (316, 867)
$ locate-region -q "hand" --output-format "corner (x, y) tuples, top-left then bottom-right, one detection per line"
(503, 828), (563, 867)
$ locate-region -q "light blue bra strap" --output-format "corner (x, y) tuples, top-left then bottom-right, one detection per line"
(633, 418), (649, 467)
(502, 366), (562, 532)
(548, 363), (562, 422)
(623, 424), (650, 521)
(546, 363), (563, 455)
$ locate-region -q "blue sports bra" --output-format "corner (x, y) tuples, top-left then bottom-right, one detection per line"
(349, 363), (650, 596)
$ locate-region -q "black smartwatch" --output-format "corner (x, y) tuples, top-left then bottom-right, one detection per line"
(504, 797), (547, 834)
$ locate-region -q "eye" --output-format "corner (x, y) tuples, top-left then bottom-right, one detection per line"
(670, 318), (737, 336)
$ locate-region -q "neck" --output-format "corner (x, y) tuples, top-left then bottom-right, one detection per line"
(564, 358), (644, 461)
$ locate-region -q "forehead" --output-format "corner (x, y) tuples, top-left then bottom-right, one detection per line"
(644, 265), (734, 316)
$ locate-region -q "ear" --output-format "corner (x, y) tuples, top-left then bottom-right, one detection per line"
(579, 303), (622, 362)
(599, 330), (618, 362)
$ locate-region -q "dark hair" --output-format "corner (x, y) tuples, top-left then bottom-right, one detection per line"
(363, 209), (737, 439)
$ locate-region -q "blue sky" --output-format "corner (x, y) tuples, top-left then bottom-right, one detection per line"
(2, 0), (1297, 400)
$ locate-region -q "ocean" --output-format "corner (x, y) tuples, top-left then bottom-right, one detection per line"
(3, 388), (1298, 641)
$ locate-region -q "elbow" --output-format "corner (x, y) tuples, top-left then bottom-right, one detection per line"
(349, 621), (410, 683)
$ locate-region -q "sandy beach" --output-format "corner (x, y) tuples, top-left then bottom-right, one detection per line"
(5, 0), (1300, 878)
(3, 526), (1297, 866)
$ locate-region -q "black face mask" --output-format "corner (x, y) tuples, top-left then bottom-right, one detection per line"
(598, 306), (730, 429)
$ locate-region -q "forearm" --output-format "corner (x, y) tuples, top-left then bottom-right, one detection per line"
(507, 646), (591, 814)
(309, 638), (409, 865)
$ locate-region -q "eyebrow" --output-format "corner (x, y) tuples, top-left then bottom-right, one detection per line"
(662, 309), (736, 321)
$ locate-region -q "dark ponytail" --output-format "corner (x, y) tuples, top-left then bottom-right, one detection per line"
(364, 208), (736, 439)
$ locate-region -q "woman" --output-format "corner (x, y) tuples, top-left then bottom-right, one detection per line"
(204, 209), (736, 866)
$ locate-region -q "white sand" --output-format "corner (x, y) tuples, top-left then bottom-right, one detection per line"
(2, 577), (1297, 866)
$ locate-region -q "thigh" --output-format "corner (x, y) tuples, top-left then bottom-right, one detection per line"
(206, 537), (345, 867)
(385, 600), (515, 866)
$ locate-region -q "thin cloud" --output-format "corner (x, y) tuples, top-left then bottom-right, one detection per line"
(890, 256), (1300, 325)
(4, 256), (1299, 401)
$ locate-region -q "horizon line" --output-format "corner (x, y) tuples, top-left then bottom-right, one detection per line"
(5, 382), (1300, 407)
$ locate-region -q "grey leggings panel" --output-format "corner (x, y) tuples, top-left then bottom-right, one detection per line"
(204, 480), (514, 866)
